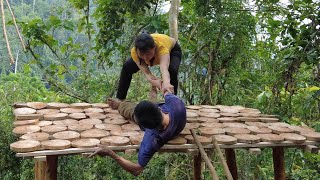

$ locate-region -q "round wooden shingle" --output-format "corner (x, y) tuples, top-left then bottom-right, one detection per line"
(105, 113), (123, 119)
(86, 112), (107, 119)
(199, 127), (225, 136)
(234, 134), (260, 144)
(288, 125), (315, 134)
(72, 138), (100, 148)
(220, 113), (239, 117)
(70, 103), (91, 109)
(223, 123), (247, 128)
(269, 126), (294, 134)
(300, 131), (320, 141)
(185, 135), (211, 145)
(187, 118), (199, 123)
(259, 117), (279, 123)
(37, 109), (60, 115)
(130, 134), (144, 145)
(279, 133), (306, 144)
(92, 103), (109, 108)
(68, 124), (93, 132)
(100, 136), (130, 146)
(110, 129), (140, 137)
(121, 124), (140, 131)
(60, 108), (83, 114)
(13, 125), (40, 135)
(237, 117), (261, 122)
(245, 122), (267, 127)
(104, 108), (119, 114)
(13, 102), (27, 108)
(266, 122), (289, 127)
(79, 118), (102, 125)
(198, 112), (220, 118)
(10, 140), (41, 152)
(187, 111), (199, 118)
(16, 114), (44, 120)
(217, 117), (238, 123)
(200, 105), (217, 109)
(186, 105), (202, 110)
(95, 124), (121, 131)
(167, 136), (187, 145)
(184, 123), (200, 129)
(52, 131), (80, 141)
(47, 102), (70, 109)
(197, 117), (218, 123)
(239, 108), (261, 114)
(37, 121), (53, 127)
(81, 129), (110, 138)
(13, 119), (39, 127)
(27, 102), (47, 110)
(44, 113), (68, 121)
(219, 108), (239, 114)
(53, 119), (78, 126)
(20, 132), (49, 141)
(200, 122), (225, 128)
(68, 113), (86, 120)
(14, 107), (36, 115)
(257, 134), (284, 143)
(247, 126), (272, 134)
(84, 108), (104, 113)
(199, 108), (219, 113)
(41, 125), (67, 134)
(180, 128), (191, 135)
(41, 139), (71, 150)
(104, 118), (128, 125)
(225, 127), (250, 135)
(213, 135), (237, 145)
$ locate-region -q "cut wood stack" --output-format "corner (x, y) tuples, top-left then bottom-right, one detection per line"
(10, 102), (320, 153)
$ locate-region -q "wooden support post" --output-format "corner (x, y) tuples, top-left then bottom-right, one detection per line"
(191, 129), (219, 180)
(46, 155), (58, 180)
(193, 152), (202, 180)
(35, 156), (48, 180)
(225, 149), (238, 180)
(272, 147), (286, 180)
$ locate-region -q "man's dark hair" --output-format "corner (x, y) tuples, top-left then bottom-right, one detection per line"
(135, 33), (155, 53)
(134, 100), (163, 129)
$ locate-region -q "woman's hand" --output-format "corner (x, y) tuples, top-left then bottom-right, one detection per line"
(161, 82), (174, 94)
(148, 77), (162, 90)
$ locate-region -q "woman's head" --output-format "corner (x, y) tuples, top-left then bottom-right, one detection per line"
(134, 100), (163, 129)
(135, 33), (156, 62)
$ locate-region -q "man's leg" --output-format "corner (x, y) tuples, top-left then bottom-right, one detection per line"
(116, 58), (140, 100)
(118, 101), (138, 123)
(169, 44), (182, 95)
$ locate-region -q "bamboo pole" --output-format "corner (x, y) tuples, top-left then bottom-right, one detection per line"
(1, 0), (15, 64)
(5, 0), (26, 51)
(190, 129), (219, 180)
(212, 137), (234, 180)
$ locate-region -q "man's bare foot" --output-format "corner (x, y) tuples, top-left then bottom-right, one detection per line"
(107, 98), (122, 110)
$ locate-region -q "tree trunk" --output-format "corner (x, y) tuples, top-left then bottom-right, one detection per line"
(169, 0), (180, 40)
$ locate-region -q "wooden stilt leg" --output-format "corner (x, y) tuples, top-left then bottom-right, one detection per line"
(225, 149), (238, 180)
(46, 155), (58, 180)
(35, 156), (47, 180)
(193, 152), (202, 180)
(272, 147), (286, 180)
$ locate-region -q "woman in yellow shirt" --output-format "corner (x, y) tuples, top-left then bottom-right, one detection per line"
(116, 32), (182, 100)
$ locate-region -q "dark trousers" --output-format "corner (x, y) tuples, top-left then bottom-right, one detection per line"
(116, 43), (182, 99)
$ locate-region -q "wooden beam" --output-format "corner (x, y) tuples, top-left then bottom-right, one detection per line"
(16, 141), (320, 158)
(272, 147), (286, 180)
(193, 152), (202, 180)
(191, 129), (219, 180)
(46, 155), (58, 180)
(225, 149), (238, 180)
(303, 145), (319, 154)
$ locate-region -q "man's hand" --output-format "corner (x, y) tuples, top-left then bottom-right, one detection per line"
(161, 82), (174, 94)
(88, 145), (114, 158)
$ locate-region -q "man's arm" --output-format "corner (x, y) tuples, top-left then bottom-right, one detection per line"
(159, 54), (174, 94)
(89, 145), (144, 176)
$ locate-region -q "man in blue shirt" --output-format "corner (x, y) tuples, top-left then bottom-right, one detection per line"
(89, 92), (186, 176)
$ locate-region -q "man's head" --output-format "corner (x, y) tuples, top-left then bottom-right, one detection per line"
(134, 100), (163, 129)
(135, 33), (156, 62)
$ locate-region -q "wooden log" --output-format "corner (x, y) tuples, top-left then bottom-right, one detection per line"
(303, 145), (319, 154)
(212, 136), (234, 180)
(225, 149), (238, 180)
(190, 129), (219, 180)
(272, 147), (286, 180)
(46, 155), (58, 180)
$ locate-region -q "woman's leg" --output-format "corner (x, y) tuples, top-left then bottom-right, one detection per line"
(116, 58), (140, 99)
(169, 44), (182, 95)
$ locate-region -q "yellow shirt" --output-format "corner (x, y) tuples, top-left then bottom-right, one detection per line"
(131, 34), (175, 66)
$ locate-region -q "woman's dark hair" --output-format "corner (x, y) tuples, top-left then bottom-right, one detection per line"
(135, 33), (155, 53)
(134, 100), (163, 129)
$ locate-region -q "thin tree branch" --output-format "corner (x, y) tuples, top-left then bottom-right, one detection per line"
(1, 0), (14, 64)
